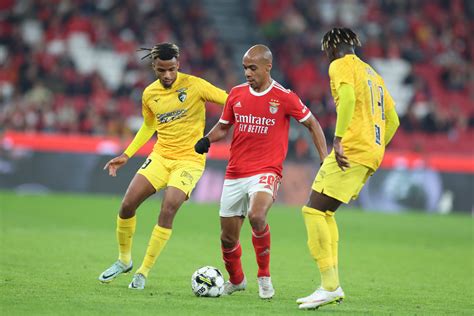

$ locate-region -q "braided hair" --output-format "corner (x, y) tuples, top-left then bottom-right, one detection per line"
(138, 43), (180, 60)
(321, 27), (361, 51)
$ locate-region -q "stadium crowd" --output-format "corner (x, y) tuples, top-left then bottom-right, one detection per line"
(0, 0), (235, 137)
(0, 0), (472, 156)
(254, 0), (472, 154)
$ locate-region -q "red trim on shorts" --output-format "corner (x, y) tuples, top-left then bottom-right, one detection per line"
(272, 175), (281, 200)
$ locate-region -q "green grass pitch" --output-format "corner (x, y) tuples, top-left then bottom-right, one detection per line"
(1, 191), (472, 315)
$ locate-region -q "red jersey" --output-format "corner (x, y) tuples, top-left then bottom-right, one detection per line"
(220, 80), (312, 179)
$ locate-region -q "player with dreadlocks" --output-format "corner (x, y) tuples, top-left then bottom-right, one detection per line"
(98, 43), (228, 290)
(297, 27), (400, 310)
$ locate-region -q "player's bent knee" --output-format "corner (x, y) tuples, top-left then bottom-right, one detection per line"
(119, 199), (138, 218)
(159, 205), (178, 219)
(162, 194), (183, 210)
(248, 212), (266, 231)
(220, 234), (238, 249)
(162, 196), (184, 214)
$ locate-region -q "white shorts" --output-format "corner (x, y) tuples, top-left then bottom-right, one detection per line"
(219, 173), (281, 217)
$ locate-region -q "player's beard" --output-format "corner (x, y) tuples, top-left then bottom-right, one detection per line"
(160, 79), (174, 89)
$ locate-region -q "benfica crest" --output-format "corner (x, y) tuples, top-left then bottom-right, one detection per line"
(176, 88), (188, 102)
(269, 100), (280, 114)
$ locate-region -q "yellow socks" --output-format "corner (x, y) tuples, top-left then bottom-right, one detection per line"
(116, 215), (137, 266)
(136, 225), (172, 278)
(325, 210), (339, 285)
(302, 206), (338, 291)
(117, 218), (172, 278)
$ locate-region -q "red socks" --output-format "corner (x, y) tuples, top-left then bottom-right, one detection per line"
(222, 224), (271, 284)
(252, 224), (271, 277)
(222, 242), (244, 284)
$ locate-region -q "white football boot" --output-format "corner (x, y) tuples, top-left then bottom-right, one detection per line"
(128, 273), (146, 290)
(257, 276), (275, 299)
(297, 286), (344, 310)
(222, 277), (247, 295)
(98, 260), (133, 283)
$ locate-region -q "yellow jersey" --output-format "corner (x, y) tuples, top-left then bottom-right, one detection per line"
(142, 72), (227, 165)
(329, 54), (395, 170)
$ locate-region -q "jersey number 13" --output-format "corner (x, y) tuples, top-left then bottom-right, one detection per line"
(368, 80), (384, 145)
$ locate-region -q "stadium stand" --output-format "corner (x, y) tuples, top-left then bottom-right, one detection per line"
(253, 0), (472, 155)
(0, 0), (234, 136)
(1, 0), (472, 157)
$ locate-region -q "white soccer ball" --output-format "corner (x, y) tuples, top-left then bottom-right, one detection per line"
(191, 266), (225, 297)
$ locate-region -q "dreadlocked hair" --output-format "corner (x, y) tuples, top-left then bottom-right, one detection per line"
(138, 43), (180, 60)
(321, 27), (361, 51)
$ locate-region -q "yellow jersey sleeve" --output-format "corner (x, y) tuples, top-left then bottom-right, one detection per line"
(123, 92), (156, 157)
(383, 84), (396, 112)
(141, 91), (156, 127)
(329, 58), (355, 90)
(196, 78), (228, 105)
(334, 83), (356, 137)
(384, 107), (399, 145)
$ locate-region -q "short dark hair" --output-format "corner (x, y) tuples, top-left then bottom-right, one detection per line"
(138, 43), (180, 60)
(321, 27), (361, 51)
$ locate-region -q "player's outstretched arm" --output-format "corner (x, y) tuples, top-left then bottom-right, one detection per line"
(301, 115), (328, 163)
(104, 121), (155, 176)
(194, 122), (232, 154)
(197, 77), (228, 106)
(123, 122), (156, 158)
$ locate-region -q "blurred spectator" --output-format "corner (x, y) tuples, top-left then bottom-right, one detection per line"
(0, 0), (236, 137)
(252, 0), (472, 156)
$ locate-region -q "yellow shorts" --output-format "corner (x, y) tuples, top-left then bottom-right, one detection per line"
(312, 154), (373, 204)
(137, 152), (204, 197)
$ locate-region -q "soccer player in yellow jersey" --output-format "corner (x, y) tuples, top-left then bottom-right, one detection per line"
(297, 28), (400, 310)
(98, 43), (228, 290)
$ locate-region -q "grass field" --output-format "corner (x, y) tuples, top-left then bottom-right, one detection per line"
(1, 191), (472, 315)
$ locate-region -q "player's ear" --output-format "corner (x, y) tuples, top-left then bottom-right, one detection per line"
(324, 49), (331, 61)
(266, 63), (272, 73)
(176, 60), (180, 70)
(328, 48), (337, 61)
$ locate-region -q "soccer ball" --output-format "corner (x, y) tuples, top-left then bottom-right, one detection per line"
(191, 266), (225, 297)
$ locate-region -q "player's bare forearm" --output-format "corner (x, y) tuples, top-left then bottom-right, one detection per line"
(302, 115), (328, 162)
(206, 122), (231, 143)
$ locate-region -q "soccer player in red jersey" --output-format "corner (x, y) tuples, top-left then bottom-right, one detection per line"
(194, 45), (328, 299)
